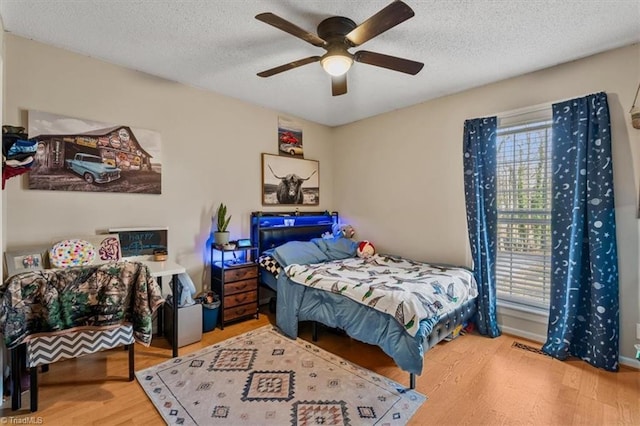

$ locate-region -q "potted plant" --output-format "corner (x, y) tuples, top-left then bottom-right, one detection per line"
(214, 203), (232, 246)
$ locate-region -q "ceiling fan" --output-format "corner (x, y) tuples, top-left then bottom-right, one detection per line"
(255, 0), (424, 96)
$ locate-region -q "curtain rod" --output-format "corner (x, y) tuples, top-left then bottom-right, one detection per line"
(497, 92), (606, 119)
(497, 102), (551, 119)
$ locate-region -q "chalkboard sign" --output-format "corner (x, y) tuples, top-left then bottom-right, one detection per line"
(109, 227), (168, 257)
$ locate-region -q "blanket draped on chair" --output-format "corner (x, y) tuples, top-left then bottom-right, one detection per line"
(0, 261), (164, 348)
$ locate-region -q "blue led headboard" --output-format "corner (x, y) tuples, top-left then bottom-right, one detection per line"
(250, 211), (338, 254)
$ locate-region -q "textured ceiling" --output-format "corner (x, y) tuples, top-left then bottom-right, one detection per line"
(1, 0), (639, 127)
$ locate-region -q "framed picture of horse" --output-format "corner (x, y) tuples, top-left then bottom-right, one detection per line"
(262, 153), (319, 205)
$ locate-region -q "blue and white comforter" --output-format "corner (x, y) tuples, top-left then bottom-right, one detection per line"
(285, 254), (478, 337)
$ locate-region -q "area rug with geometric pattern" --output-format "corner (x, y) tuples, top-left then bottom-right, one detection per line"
(136, 325), (426, 425)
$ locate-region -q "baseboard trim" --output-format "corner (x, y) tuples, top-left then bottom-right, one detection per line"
(619, 355), (639, 369)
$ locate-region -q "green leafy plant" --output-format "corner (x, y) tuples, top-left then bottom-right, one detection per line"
(216, 203), (231, 232)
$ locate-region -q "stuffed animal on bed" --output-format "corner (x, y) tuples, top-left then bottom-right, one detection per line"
(340, 225), (355, 239)
(327, 224), (356, 240)
(356, 240), (375, 258)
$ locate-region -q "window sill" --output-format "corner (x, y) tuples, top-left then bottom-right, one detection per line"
(497, 299), (549, 325)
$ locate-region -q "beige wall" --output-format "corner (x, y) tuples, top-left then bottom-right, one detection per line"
(333, 44), (640, 362)
(2, 35), (335, 288)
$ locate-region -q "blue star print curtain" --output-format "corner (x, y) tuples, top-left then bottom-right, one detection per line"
(542, 92), (619, 371)
(463, 117), (501, 337)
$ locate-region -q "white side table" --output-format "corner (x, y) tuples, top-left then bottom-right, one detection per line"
(138, 259), (186, 358)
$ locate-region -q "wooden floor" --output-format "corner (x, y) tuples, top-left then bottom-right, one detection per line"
(2, 306), (638, 425)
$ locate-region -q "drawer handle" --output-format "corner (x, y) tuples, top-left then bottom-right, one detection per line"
(236, 283), (247, 290)
(236, 307), (246, 315)
(235, 294), (248, 302)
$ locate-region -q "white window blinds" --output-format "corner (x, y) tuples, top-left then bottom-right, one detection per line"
(496, 113), (552, 309)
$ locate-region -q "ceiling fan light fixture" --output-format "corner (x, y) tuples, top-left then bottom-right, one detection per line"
(256, 1), (423, 95)
(321, 54), (353, 76)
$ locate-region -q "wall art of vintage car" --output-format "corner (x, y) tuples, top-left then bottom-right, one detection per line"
(65, 153), (121, 184)
(279, 143), (303, 156)
(279, 131), (299, 145)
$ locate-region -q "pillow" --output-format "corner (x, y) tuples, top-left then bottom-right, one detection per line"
(257, 254), (281, 276)
(271, 241), (330, 266)
(311, 237), (358, 260)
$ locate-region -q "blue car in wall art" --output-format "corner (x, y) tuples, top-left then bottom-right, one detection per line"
(65, 153), (121, 184)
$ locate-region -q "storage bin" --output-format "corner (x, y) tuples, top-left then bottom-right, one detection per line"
(202, 299), (220, 332)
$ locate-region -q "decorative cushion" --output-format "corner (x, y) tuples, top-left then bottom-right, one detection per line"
(49, 235), (122, 268)
(49, 239), (97, 268)
(257, 254), (281, 276)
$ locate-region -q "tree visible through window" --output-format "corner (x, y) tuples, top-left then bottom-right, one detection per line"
(496, 119), (552, 308)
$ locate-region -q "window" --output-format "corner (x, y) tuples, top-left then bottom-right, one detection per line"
(496, 111), (552, 309)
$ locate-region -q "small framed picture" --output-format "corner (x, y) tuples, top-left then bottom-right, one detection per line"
(107, 227), (168, 258)
(278, 116), (303, 158)
(262, 153), (319, 205)
(4, 247), (49, 277)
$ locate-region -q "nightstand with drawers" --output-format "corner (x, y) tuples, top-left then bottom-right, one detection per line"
(210, 245), (259, 329)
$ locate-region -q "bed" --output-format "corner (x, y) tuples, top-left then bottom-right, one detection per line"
(251, 211), (478, 388)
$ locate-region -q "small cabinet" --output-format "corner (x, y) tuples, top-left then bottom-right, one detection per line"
(211, 245), (259, 329)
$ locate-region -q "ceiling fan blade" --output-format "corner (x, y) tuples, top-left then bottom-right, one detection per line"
(354, 50), (424, 75)
(257, 56), (321, 77)
(345, 1), (415, 47)
(332, 75), (347, 96)
(256, 13), (326, 47)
